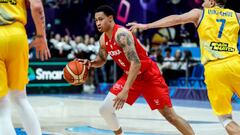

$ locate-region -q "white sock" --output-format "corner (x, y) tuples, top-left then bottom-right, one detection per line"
(10, 89), (41, 135)
(99, 92), (121, 131)
(0, 96), (16, 135)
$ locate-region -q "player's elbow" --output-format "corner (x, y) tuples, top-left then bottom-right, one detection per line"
(100, 60), (107, 67)
(173, 16), (184, 24)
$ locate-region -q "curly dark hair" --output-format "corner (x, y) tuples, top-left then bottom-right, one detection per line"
(95, 5), (116, 19)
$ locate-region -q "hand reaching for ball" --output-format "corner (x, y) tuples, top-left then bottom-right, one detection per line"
(63, 60), (89, 86)
(75, 59), (91, 69)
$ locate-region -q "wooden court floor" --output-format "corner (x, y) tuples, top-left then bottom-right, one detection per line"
(12, 95), (240, 135)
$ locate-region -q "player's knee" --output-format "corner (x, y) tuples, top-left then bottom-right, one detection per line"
(9, 90), (27, 105)
(162, 112), (178, 124)
(11, 96), (21, 105)
(160, 107), (178, 124)
(0, 96), (8, 107)
(230, 128), (240, 135)
(10, 95), (27, 108)
(226, 124), (240, 135)
(0, 96), (7, 103)
(218, 115), (240, 134)
(218, 114), (233, 128)
(99, 104), (111, 116)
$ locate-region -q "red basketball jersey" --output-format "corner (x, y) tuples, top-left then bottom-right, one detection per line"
(104, 24), (151, 74)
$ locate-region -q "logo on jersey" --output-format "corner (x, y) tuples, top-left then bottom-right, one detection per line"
(108, 49), (121, 56)
(210, 42), (235, 52)
(0, 0), (17, 5)
(106, 41), (115, 49)
(153, 99), (160, 105)
(118, 59), (126, 67)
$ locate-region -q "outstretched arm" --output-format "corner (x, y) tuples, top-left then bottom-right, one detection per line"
(127, 9), (202, 31)
(113, 28), (141, 110)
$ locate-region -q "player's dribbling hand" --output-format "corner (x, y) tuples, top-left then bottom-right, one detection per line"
(75, 59), (91, 69)
(113, 90), (128, 110)
(29, 35), (51, 61)
(126, 22), (148, 32)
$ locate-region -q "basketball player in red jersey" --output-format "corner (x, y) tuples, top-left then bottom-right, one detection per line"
(78, 5), (194, 135)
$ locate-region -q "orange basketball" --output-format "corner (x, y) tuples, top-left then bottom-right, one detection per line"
(63, 60), (88, 85)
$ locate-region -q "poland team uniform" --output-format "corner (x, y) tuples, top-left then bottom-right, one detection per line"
(104, 24), (172, 110)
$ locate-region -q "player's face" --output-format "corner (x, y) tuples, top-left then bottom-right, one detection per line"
(95, 12), (112, 32)
(202, 0), (214, 8)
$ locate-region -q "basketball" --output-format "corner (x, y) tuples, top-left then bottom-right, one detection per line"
(63, 60), (88, 85)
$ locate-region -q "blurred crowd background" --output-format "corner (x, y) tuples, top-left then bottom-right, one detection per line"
(26, 0), (240, 95)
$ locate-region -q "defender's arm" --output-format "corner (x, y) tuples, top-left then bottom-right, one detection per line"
(127, 9), (202, 31)
(29, 0), (46, 37)
(29, 0), (51, 60)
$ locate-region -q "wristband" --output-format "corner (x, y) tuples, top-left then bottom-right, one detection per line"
(34, 35), (44, 39)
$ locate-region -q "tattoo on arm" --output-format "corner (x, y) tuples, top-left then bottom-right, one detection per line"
(98, 47), (107, 61)
(116, 32), (140, 64)
(39, 10), (45, 30)
(126, 49), (140, 63)
(117, 32), (132, 48)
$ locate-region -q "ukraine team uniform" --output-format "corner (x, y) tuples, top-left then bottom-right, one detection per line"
(198, 6), (240, 115)
(105, 24), (172, 110)
(0, 0), (29, 97)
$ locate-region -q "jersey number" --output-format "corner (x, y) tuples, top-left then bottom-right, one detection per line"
(216, 19), (226, 38)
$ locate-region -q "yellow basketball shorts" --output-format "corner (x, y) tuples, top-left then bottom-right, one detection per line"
(0, 22), (29, 97)
(204, 55), (240, 115)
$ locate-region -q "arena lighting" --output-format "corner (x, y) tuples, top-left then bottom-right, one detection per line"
(194, 0), (202, 4)
(117, 0), (130, 23)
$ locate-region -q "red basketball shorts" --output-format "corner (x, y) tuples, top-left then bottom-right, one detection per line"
(110, 62), (172, 110)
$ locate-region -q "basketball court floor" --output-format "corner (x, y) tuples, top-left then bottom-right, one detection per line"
(12, 94), (240, 135)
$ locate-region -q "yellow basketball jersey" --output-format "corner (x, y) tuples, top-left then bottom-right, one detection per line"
(197, 6), (240, 65)
(0, 0), (27, 25)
